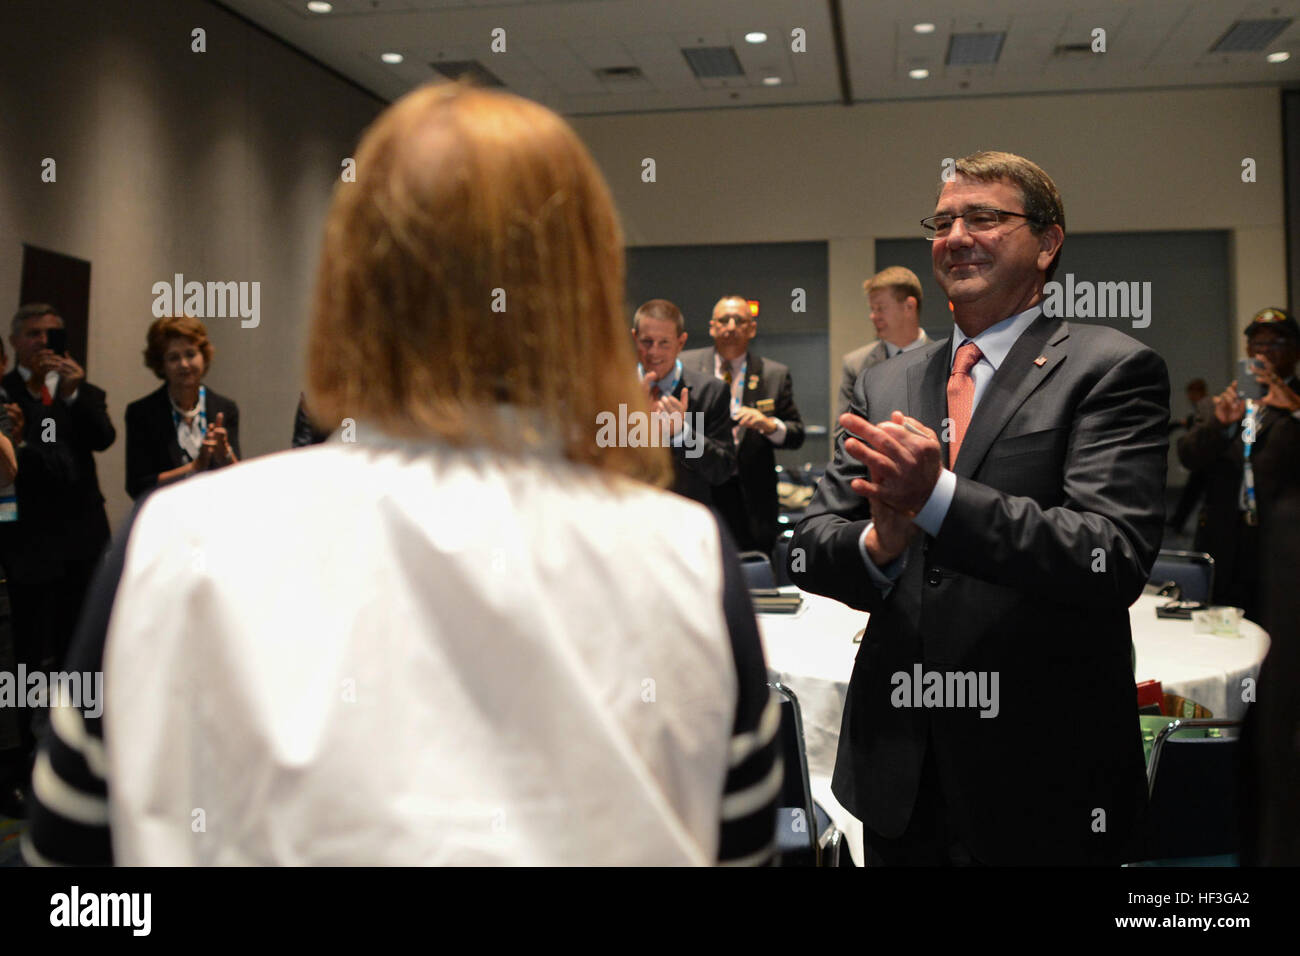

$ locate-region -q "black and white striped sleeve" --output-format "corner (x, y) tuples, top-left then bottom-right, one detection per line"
(712, 515), (781, 866)
(22, 500), (143, 866)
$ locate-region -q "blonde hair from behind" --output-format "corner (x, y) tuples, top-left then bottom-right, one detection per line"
(307, 83), (670, 487)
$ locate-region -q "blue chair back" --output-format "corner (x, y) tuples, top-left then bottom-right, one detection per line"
(771, 683), (817, 866)
(739, 551), (776, 590)
(1141, 719), (1241, 861)
(1149, 549), (1215, 603)
(772, 531), (794, 587)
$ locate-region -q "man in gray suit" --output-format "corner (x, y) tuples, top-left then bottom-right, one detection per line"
(836, 266), (931, 430)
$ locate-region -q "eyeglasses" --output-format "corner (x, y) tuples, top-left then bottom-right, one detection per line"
(711, 314), (754, 328)
(921, 208), (1042, 240)
(1248, 338), (1293, 352)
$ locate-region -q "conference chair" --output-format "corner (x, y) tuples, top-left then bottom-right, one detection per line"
(1136, 717), (1243, 864)
(739, 551), (776, 590)
(772, 530), (794, 587)
(770, 682), (843, 866)
(1148, 549), (1215, 604)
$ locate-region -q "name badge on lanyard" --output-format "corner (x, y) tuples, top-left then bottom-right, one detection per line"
(0, 489), (17, 523)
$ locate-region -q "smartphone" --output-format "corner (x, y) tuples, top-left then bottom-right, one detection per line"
(1236, 357), (1266, 401)
(45, 327), (68, 355)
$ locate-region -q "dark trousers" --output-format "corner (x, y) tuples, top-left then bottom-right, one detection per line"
(861, 744), (983, 866)
(0, 577), (33, 788)
(1169, 471), (1207, 529)
(713, 476), (776, 557)
(3, 555), (100, 764)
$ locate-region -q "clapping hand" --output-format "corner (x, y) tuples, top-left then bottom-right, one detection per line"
(653, 388), (689, 438)
(839, 410), (942, 565)
(842, 410), (942, 516)
(206, 412), (235, 466)
(734, 405), (775, 435)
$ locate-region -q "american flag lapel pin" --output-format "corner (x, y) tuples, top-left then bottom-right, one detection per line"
(1034, 355), (1047, 367)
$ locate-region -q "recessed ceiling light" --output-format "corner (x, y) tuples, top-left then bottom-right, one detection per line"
(762, 76), (782, 86)
(914, 23), (936, 35)
(909, 68), (930, 79)
(745, 32), (768, 44)
(306, 1), (332, 13)
(1268, 50), (1291, 63)
(381, 53), (404, 65)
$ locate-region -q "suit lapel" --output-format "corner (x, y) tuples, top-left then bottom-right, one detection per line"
(671, 373), (688, 401)
(696, 349), (716, 378)
(952, 314), (1068, 479)
(909, 340), (954, 467)
(743, 352), (762, 402)
(154, 388), (185, 467)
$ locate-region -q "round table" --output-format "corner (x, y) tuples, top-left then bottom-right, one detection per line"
(757, 588), (1270, 863)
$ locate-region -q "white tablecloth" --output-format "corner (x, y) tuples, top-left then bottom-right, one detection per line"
(757, 588), (1270, 863)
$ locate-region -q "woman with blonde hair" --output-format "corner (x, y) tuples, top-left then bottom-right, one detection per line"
(26, 84), (779, 867)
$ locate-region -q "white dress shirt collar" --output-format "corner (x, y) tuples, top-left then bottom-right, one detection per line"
(883, 330), (928, 359)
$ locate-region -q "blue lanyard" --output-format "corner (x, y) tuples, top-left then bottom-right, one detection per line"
(639, 359), (682, 396)
(171, 385), (207, 437)
(1241, 401), (1259, 524)
(724, 357), (748, 414)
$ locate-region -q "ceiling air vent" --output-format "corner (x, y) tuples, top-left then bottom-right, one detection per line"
(1211, 18), (1292, 52)
(596, 66), (645, 81)
(946, 32), (1005, 66)
(681, 46), (744, 78)
(430, 60), (505, 87)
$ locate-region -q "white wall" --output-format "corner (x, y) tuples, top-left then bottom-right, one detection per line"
(571, 86), (1288, 424)
(0, 0), (382, 528)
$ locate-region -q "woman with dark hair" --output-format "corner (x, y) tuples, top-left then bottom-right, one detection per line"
(124, 316), (240, 499)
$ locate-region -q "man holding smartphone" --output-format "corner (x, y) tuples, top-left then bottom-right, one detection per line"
(1178, 307), (1300, 623)
(2, 304), (115, 736)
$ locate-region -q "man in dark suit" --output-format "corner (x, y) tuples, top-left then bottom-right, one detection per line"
(3, 302), (115, 682)
(631, 300), (734, 506)
(790, 151), (1169, 865)
(1177, 308), (1300, 624)
(682, 296), (805, 555)
(836, 266), (932, 435)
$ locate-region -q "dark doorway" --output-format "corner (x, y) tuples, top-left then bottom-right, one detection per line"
(18, 245), (91, 369)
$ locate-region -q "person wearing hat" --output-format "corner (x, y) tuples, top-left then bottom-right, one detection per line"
(1177, 307), (1300, 623)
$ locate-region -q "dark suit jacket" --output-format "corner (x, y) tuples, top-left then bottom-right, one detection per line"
(1, 370), (116, 583)
(1241, 492), (1300, 864)
(125, 384), (241, 500)
(292, 394), (330, 448)
(665, 367), (735, 506)
(789, 314), (1169, 864)
(1176, 383), (1300, 622)
(681, 348), (805, 553)
(836, 332), (933, 425)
